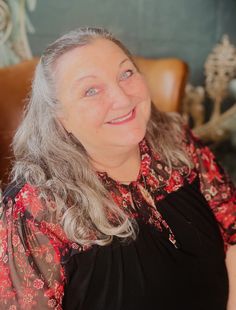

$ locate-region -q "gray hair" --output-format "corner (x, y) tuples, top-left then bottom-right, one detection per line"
(11, 27), (191, 246)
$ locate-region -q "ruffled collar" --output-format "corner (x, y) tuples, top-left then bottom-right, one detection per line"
(96, 138), (152, 188)
(95, 138), (197, 249)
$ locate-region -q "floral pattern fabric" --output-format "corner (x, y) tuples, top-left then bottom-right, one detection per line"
(0, 184), (67, 309)
(184, 128), (236, 248)
(0, 127), (235, 309)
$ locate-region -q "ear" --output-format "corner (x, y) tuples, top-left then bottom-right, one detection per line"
(56, 105), (71, 127)
(57, 111), (72, 134)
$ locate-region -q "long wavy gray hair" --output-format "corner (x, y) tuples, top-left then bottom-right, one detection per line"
(11, 27), (191, 246)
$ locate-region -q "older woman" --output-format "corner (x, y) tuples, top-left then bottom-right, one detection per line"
(1, 27), (236, 310)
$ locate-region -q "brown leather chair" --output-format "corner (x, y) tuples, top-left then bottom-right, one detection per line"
(134, 57), (188, 112)
(0, 58), (39, 187)
(0, 57), (188, 187)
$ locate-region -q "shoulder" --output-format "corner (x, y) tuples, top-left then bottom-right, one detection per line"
(2, 180), (71, 251)
(3, 180), (39, 210)
(2, 180), (52, 225)
(2, 179), (26, 204)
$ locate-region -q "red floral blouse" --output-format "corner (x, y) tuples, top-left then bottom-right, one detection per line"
(0, 128), (235, 309)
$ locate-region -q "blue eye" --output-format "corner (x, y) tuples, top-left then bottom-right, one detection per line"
(85, 87), (98, 97)
(120, 69), (134, 81)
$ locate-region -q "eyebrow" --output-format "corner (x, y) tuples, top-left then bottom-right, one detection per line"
(75, 58), (131, 82)
(70, 58), (132, 93)
(119, 58), (131, 67)
(75, 74), (97, 83)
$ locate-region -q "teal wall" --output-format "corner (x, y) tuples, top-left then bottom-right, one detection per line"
(28, 0), (236, 181)
(28, 0), (236, 85)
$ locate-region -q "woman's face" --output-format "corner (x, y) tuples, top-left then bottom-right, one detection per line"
(55, 38), (151, 153)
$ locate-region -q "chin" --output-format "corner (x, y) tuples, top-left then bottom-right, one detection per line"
(117, 128), (147, 147)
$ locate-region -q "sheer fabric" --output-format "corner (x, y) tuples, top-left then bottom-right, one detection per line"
(0, 127), (235, 309)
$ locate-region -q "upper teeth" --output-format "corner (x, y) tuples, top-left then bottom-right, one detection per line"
(109, 110), (132, 123)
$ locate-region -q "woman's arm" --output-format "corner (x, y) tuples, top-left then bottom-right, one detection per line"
(184, 128), (236, 307)
(184, 128), (236, 247)
(226, 245), (236, 310)
(0, 183), (67, 309)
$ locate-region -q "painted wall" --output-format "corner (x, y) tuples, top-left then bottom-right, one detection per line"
(27, 0), (236, 180)
(28, 0), (236, 85)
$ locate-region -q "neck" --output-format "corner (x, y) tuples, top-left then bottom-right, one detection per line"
(89, 144), (141, 183)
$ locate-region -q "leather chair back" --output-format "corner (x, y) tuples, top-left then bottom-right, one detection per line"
(0, 58), (38, 186)
(134, 57), (188, 112)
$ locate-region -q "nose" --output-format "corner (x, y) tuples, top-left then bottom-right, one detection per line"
(109, 83), (132, 110)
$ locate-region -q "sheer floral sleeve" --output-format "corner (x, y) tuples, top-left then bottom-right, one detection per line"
(0, 183), (69, 309)
(185, 128), (236, 249)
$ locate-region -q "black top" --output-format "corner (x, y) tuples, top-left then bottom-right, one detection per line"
(63, 177), (228, 310)
(1, 130), (236, 310)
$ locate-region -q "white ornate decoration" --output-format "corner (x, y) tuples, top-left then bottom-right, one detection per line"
(183, 35), (236, 143)
(0, 0), (12, 44)
(0, 0), (37, 67)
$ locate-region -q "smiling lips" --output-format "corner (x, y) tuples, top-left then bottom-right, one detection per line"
(107, 108), (136, 125)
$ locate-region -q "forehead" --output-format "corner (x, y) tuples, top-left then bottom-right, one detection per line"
(54, 38), (129, 75)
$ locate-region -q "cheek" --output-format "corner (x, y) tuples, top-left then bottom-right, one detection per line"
(133, 79), (151, 108)
(139, 79), (151, 99)
(128, 76), (151, 101)
(70, 101), (110, 131)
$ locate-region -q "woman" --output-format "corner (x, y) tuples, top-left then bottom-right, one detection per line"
(0, 27), (236, 310)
